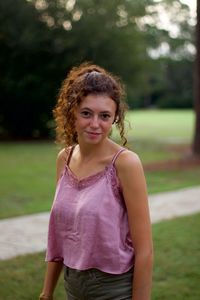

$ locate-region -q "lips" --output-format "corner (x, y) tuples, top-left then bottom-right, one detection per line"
(85, 131), (102, 139)
(86, 131), (101, 135)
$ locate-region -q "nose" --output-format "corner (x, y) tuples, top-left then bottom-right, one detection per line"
(90, 116), (100, 128)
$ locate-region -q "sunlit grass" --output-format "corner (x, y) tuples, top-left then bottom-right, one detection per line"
(114, 109), (195, 162)
(125, 109), (194, 142)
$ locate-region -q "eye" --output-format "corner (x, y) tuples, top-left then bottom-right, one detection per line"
(80, 111), (91, 118)
(100, 113), (111, 121)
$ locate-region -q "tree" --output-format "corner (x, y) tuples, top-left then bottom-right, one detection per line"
(0, 0), (57, 138)
(193, 0), (200, 156)
(138, 0), (194, 108)
(0, 0), (154, 139)
(0, 0), (196, 139)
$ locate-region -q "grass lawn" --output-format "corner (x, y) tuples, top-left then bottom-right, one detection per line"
(145, 168), (200, 194)
(152, 213), (200, 300)
(125, 109), (194, 142)
(118, 109), (195, 162)
(0, 213), (199, 300)
(0, 109), (199, 219)
(0, 142), (57, 218)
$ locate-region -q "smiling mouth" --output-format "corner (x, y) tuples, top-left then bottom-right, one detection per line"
(86, 131), (101, 135)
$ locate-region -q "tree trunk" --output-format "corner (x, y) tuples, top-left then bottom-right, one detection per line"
(193, 0), (200, 155)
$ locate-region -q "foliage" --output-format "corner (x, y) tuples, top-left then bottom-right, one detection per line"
(147, 58), (194, 108)
(0, 0), (57, 138)
(192, 0), (200, 155)
(0, 0), (195, 138)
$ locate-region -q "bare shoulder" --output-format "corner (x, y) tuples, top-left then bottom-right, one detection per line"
(56, 147), (70, 182)
(115, 149), (148, 205)
(114, 149), (146, 190)
(57, 148), (68, 163)
(115, 149), (143, 174)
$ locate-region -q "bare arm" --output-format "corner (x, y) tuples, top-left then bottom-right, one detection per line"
(116, 151), (153, 300)
(39, 149), (68, 299)
(39, 261), (63, 299)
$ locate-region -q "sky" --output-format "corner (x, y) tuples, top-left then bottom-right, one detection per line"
(180, 0), (196, 15)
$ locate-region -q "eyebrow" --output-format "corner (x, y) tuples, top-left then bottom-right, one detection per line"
(80, 107), (112, 114)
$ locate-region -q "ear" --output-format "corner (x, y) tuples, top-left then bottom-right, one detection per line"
(112, 114), (119, 124)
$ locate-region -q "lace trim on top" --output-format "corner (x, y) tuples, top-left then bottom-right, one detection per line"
(64, 148), (125, 197)
(65, 164), (111, 189)
(64, 163), (122, 199)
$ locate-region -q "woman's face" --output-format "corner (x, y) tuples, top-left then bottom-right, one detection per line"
(74, 94), (117, 145)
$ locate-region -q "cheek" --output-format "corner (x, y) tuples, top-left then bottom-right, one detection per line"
(102, 121), (113, 132)
(74, 117), (86, 131)
(74, 119), (80, 131)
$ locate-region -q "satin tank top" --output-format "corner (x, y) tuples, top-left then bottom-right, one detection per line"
(46, 147), (134, 274)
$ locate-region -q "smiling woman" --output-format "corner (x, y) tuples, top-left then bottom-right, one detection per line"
(53, 63), (127, 147)
(39, 63), (153, 300)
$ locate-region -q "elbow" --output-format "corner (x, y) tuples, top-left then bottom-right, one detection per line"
(134, 246), (154, 267)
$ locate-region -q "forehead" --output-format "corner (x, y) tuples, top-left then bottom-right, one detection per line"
(79, 94), (116, 112)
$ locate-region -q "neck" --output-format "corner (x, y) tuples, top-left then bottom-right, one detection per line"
(77, 138), (112, 161)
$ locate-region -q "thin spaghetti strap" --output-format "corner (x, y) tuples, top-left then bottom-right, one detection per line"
(66, 145), (75, 166)
(111, 148), (126, 164)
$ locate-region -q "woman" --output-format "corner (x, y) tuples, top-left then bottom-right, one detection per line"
(39, 63), (153, 300)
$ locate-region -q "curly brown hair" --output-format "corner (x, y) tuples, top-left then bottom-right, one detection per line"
(53, 62), (128, 147)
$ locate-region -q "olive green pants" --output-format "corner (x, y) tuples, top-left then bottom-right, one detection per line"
(64, 266), (133, 300)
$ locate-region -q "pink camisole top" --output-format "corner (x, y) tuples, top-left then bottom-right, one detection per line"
(46, 147), (135, 274)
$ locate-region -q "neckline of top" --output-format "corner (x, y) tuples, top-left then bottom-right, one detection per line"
(65, 163), (110, 184)
(65, 147), (125, 184)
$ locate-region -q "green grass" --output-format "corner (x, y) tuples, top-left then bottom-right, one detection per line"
(125, 109), (194, 142)
(0, 109), (199, 219)
(0, 142), (57, 218)
(0, 213), (199, 300)
(152, 213), (200, 300)
(115, 109), (195, 162)
(0, 251), (66, 300)
(146, 169), (200, 194)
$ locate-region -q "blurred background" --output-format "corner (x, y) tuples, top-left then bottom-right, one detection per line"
(0, 0), (200, 299)
(0, 0), (199, 214)
(0, 0), (198, 140)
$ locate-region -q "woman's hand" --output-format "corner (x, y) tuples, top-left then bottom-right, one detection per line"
(39, 292), (53, 300)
